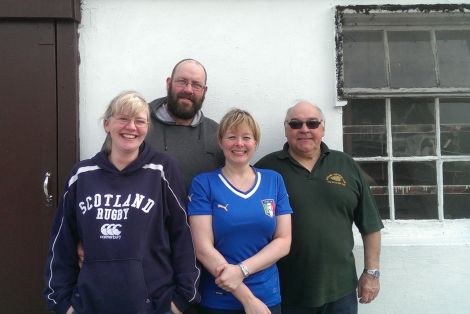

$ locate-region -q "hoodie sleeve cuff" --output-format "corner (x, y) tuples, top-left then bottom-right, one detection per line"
(56, 299), (72, 314)
(172, 292), (191, 313)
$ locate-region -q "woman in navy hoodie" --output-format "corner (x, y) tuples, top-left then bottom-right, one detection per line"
(44, 91), (200, 314)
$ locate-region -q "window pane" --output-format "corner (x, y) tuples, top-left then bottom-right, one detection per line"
(443, 161), (470, 218)
(440, 98), (470, 155)
(436, 30), (470, 88)
(394, 161), (437, 219)
(358, 161), (389, 219)
(343, 30), (387, 88)
(343, 99), (386, 157)
(388, 31), (437, 88)
(391, 98), (435, 157)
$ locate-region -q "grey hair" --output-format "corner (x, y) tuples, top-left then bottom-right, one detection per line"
(284, 99), (325, 122)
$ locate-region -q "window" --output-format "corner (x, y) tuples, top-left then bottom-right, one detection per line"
(336, 5), (470, 220)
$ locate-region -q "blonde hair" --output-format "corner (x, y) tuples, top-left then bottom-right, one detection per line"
(218, 108), (260, 144)
(103, 91), (149, 153)
(103, 91), (149, 121)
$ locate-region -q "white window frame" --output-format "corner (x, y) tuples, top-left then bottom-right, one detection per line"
(336, 5), (470, 229)
(336, 7), (470, 98)
(352, 98), (470, 221)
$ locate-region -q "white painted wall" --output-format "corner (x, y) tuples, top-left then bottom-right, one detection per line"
(79, 1), (470, 313)
(354, 220), (470, 313)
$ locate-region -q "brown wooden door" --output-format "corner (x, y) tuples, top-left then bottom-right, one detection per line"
(0, 20), (60, 313)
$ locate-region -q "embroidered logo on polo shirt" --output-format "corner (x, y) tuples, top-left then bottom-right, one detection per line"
(326, 173), (347, 186)
(261, 199), (276, 217)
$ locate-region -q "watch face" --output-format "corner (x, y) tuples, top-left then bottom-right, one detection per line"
(239, 264), (250, 278)
(365, 269), (380, 278)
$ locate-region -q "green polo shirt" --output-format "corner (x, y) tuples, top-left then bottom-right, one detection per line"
(255, 142), (383, 307)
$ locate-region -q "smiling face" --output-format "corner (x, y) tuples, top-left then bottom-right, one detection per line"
(104, 110), (149, 155)
(284, 101), (325, 160)
(102, 91), (150, 158)
(220, 123), (257, 167)
(166, 60), (207, 123)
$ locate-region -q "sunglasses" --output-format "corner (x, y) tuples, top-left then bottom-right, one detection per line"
(286, 119), (322, 129)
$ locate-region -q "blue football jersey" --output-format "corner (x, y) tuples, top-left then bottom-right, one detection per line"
(188, 167), (292, 309)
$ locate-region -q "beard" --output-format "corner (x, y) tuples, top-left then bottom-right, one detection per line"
(166, 82), (205, 120)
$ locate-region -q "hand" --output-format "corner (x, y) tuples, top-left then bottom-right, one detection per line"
(357, 273), (380, 304)
(66, 305), (74, 314)
(77, 242), (84, 268)
(171, 302), (182, 314)
(214, 263), (244, 292)
(242, 296), (270, 314)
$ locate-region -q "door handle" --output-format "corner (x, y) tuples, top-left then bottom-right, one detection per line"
(43, 171), (53, 206)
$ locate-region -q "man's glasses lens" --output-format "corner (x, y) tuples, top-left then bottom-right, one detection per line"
(173, 79), (205, 92)
(287, 120), (321, 129)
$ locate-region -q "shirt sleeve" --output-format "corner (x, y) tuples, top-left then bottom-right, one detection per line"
(273, 171), (293, 216)
(187, 174), (213, 216)
(351, 160), (384, 234)
(163, 160), (201, 311)
(43, 183), (80, 314)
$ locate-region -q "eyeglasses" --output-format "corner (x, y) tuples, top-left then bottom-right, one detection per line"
(114, 115), (149, 128)
(173, 78), (205, 92)
(286, 119), (322, 130)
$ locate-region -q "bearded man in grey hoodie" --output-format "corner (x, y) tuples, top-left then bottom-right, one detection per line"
(147, 59), (224, 188)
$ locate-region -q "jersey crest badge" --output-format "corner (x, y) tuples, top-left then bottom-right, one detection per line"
(261, 199), (276, 217)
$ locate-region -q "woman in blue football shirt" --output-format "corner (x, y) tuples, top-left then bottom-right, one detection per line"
(188, 109), (292, 314)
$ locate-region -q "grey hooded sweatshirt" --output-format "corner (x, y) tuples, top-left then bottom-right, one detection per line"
(147, 97), (224, 188)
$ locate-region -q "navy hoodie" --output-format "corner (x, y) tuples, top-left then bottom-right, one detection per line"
(44, 142), (200, 314)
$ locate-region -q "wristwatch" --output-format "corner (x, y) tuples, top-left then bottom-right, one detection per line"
(239, 263), (250, 278)
(363, 268), (380, 279)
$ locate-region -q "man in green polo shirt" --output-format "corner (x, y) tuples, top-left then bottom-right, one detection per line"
(255, 101), (383, 314)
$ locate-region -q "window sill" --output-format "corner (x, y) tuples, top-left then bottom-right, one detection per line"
(354, 219), (470, 246)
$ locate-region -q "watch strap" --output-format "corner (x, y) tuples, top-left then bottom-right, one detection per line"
(363, 268), (380, 279)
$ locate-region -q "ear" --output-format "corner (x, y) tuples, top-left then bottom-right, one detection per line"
(166, 77), (171, 92)
(104, 119), (110, 133)
(320, 122), (326, 137)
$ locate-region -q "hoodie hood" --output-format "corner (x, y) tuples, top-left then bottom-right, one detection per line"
(143, 96), (224, 189)
(149, 97), (204, 127)
(91, 142), (153, 175)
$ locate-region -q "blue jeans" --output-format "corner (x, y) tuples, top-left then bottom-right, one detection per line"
(281, 291), (358, 314)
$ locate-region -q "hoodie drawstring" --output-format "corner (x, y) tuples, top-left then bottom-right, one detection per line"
(163, 127), (168, 151)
